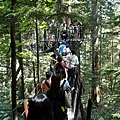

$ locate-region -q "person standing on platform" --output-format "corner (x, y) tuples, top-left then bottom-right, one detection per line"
(69, 23), (74, 39)
(77, 21), (82, 38)
(59, 42), (66, 55)
(61, 30), (68, 41)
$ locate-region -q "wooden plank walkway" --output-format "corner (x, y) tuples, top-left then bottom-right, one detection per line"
(67, 91), (77, 120)
(68, 107), (74, 120)
(67, 88), (79, 120)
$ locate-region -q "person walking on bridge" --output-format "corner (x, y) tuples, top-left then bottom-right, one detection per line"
(67, 49), (79, 87)
(41, 71), (53, 93)
(27, 94), (54, 120)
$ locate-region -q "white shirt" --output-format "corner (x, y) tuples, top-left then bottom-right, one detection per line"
(62, 55), (68, 62)
(63, 47), (71, 53)
(68, 54), (79, 67)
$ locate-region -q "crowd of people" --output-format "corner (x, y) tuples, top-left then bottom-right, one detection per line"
(44, 20), (83, 50)
(27, 23), (80, 120)
(60, 21), (83, 40)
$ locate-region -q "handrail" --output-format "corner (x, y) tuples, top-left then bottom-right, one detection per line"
(1, 102), (22, 120)
(72, 70), (105, 120)
(71, 70), (86, 120)
(71, 71), (78, 110)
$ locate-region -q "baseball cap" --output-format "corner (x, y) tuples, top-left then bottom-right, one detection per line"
(46, 71), (53, 78)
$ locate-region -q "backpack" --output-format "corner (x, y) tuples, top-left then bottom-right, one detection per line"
(60, 80), (66, 90)
(45, 80), (50, 89)
(51, 100), (65, 120)
(60, 80), (71, 94)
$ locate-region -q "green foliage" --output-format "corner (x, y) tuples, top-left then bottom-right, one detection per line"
(112, 111), (120, 119)
(0, 0), (120, 119)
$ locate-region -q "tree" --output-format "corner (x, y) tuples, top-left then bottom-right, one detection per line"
(11, 0), (17, 119)
(90, 0), (100, 106)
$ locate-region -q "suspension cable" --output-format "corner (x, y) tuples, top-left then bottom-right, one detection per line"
(1, 83), (40, 119)
(1, 101), (22, 119)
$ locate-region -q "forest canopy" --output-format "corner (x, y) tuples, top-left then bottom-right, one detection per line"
(0, 0), (120, 120)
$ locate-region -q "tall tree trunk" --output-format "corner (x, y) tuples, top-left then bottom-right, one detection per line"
(33, 61), (37, 94)
(36, 19), (40, 85)
(17, 32), (25, 100)
(11, 0), (17, 119)
(91, 0), (100, 106)
(35, 0), (40, 88)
